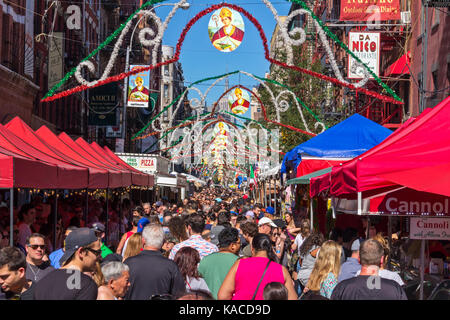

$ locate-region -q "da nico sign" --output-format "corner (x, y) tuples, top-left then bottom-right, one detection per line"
(410, 217), (450, 240)
(348, 32), (380, 79)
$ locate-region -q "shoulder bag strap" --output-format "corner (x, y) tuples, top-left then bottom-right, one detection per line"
(252, 260), (271, 300)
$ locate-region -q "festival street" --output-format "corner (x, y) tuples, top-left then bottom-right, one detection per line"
(0, 0), (449, 305)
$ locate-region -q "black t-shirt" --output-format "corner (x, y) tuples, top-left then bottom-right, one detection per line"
(331, 275), (407, 300)
(0, 281), (35, 300)
(33, 269), (98, 300)
(26, 261), (55, 283)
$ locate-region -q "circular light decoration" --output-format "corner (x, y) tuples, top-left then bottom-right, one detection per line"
(208, 7), (245, 52)
(228, 87), (251, 115)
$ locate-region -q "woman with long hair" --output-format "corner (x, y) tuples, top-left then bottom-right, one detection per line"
(218, 233), (297, 300)
(370, 233), (404, 286)
(168, 216), (188, 243)
(297, 231), (325, 290)
(304, 240), (342, 299)
(173, 247), (210, 293)
(292, 219), (311, 255)
(284, 212), (300, 241)
(122, 233), (142, 261)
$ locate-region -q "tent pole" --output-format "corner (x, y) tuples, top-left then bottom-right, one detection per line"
(357, 192), (362, 215)
(85, 189), (88, 226)
(310, 198), (314, 230)
(388, 216), (392, 270)
(9, 188), (14, 247)
(53, 192), (58, 250)
(105, 188), (109, 245)
(273, 177), (277, 216)
(420, 239), (425, 300)
(269, 179), (272, 209)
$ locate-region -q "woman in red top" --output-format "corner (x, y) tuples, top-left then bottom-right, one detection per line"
(218, 233), (297, 300)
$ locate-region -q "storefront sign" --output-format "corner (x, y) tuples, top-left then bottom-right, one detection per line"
(24, 0), (34, 78)
(118, 155), (157, 173)
(340, 0), (401, 22)
(88, 82), (118, 126)
(48, 32), (64, 89)
(348, 32), (380, 79)
(410, 217), (450, 240)
(370, 188), (450, 216)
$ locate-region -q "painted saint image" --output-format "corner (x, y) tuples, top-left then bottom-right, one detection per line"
(228, 87), (251, 115)
(213, 121), (229, 137)
(129, 76), (149, 101)
(128, 66), (151, 107)
(208, 7), (245, 52)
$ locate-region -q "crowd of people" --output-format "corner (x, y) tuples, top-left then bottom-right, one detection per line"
(0, 186), (421, 300)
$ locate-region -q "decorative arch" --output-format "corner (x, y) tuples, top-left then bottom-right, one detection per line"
(42, 1), (402, 106)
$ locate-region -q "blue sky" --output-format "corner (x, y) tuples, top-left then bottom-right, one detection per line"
(154, 0), (292, 121)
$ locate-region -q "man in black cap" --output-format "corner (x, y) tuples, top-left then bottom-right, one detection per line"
(33, 228), (101, 300)
(90, 222), (113, 260)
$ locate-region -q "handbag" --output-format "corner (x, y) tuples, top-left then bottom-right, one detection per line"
(251, 260), (271, 300)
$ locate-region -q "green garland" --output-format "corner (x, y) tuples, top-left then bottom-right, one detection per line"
(43, 0), (159, 99)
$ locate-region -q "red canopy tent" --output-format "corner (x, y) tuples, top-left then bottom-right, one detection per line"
(296, 157), (346, 177)
(75, 138), (132, 187)
(0, 124), (88, 189)
(58, 132), (124, 188)
(34, 125), (110, 189)
(0, 147), (58, 188)
(327, 96), (450, 198)
(89, 142), (150, 187)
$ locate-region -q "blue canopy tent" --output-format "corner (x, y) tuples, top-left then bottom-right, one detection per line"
(281, 114), (393, 177)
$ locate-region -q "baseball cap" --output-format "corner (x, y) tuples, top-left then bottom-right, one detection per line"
(59, 228), (98, 266)
(351, 239), (361, 251)
(137, 217), (150, 233)
(242, 195), (248, 200)
(91, 222), (105, 233)
(265, 206), (274, 215)
(245, 210), (255, 218)
(258, 217), (277, 228)
(155, 201), (163, 207)
(215, 198), (222, 203)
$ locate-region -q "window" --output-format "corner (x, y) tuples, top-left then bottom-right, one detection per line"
(163, 84), (169, 99)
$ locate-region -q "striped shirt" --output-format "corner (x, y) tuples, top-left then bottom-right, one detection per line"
(169, 235), (218, 260)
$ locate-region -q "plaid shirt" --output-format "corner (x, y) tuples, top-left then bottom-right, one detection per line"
(169, 235), (218, 260)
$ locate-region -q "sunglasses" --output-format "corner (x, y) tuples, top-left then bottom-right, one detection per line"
(272, 232), (281, 237)
(84, 247), (102, 257)
(28, 244), (45, 250)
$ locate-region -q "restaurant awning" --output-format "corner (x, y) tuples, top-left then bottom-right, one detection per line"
(384, 51), (411, 77)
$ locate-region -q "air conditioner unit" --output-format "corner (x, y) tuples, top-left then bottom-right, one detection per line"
(401, 11), (411, 24)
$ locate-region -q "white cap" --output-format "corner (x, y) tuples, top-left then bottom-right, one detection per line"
(258, 217), (277, 228)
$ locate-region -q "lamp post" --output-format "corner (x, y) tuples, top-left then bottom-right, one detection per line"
(122, 2), (191, 149)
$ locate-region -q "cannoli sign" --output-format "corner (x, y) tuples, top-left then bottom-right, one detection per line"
(410, 217), (450, 240)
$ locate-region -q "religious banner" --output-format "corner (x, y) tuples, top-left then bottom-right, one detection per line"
(208, 7), (245, 52)
(128, 65), (150, 107)
(228, 87), (251, 115)
(340, 0), (401, 22)
(348, 32), (380, 79)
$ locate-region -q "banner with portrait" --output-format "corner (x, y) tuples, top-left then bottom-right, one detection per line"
(208, 7), (245, 52)
(128, 65), (151, 108)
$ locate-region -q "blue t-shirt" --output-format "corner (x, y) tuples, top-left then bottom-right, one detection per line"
(49, 248), (64, 269)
